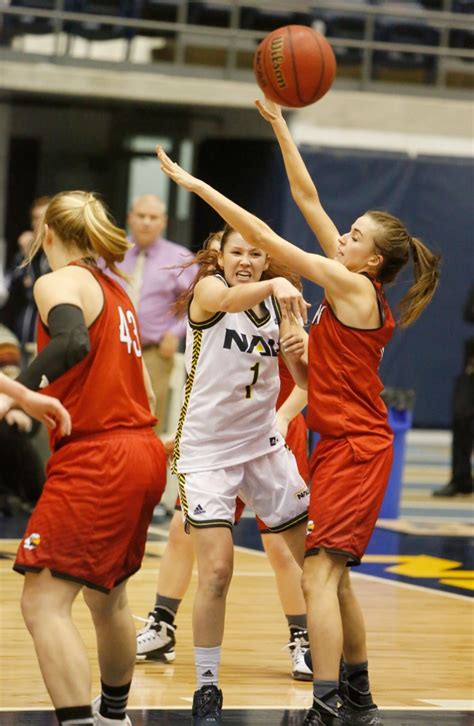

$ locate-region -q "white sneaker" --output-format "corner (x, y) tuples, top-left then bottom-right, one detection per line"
(287, 630), (313, 682)
(92, 695), (132, 725)
(135, 612), (176, 662)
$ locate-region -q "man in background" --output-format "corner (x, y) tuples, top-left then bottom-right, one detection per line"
(118, 194), (197, 433)
(434, 284), (474, 497)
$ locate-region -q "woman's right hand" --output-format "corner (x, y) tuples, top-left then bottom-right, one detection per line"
(21, 390), (72, 436)
(156, 146), (200, 193)
(271, 277), (310, 325)
(255, 97), (284, 125)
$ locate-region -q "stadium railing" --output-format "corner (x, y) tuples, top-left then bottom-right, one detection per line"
(0, 0), (472, 93)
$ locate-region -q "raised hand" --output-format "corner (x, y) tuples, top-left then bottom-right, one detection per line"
(156, 146), (198, 192)
(255, 97), (284, 124)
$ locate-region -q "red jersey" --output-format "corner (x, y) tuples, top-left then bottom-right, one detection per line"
(307, 276), (395, 459)
(276, 356), (296, 409)
(37, 263), (156, 450)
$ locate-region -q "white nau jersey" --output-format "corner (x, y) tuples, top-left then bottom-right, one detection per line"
(173, 276), (284, 473)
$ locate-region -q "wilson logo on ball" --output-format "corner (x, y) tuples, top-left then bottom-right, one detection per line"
(253, 25), (337, 108)
(270, 36), (286, 89)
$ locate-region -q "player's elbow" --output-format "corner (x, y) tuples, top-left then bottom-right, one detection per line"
(66, 327), (90, 366)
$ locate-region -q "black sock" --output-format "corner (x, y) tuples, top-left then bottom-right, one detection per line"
(154, 594), (181, 626)
(287, 614), (308, 638)
(344, 661), (374, 707)
(56, 705), (93, 725)
(99, 680), (131, 720)
(312, 680), (340, 714)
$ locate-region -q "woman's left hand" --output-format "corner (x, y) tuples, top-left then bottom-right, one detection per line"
(156, 146), (198, 192)
(280, 332), (305, 362)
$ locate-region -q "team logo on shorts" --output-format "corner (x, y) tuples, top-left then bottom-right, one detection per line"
(23, 533), (41, 550)
(194, 504), (206, 515)
(306, 520), (315, 534)
(295, 486), (309, 501)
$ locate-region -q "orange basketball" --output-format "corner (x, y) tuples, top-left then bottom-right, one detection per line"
(253, 25), (337, 108)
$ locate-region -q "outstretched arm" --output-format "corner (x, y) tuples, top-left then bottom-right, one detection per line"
(0, 373), (71, 435)
(156, 146), (360, 302)
(255, 98), (339, 259)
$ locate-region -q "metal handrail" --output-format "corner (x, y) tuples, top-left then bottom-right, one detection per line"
(1, 1), (472, 82)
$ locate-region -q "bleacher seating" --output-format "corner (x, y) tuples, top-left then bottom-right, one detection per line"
(373, 1), (441, 82)
(0, 0), (471, 92)
(72, 1), (137, 42)
(239, 6), (312, 34)
(1, 0), (74, 43)
(312, 1), (367, 67)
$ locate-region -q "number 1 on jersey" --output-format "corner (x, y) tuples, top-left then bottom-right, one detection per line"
(245, 362), (260, 399)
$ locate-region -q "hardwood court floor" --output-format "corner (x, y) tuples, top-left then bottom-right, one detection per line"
(0, 429), (472, 724)
(0, 533), (472, 724)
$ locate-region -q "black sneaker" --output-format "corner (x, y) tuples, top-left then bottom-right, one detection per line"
(303, 696), (341, 726)
(303, 707), (340, 725)
(192, 685), (223, 724)
(338, 699), (383, 725)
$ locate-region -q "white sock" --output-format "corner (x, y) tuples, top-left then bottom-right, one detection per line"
(195, 646), (221, 688)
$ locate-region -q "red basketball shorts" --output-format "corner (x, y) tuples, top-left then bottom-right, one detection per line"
(305, 436), (393, 565)
(174, 412), (309, 533)
(14, 428), (167, 592)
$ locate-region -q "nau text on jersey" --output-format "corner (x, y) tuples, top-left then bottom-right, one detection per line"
(223, 329), (279, 356)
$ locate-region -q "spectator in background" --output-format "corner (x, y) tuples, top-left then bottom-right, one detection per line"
(433, 283), (474, 497)
(2, 196), (50, 363)
(118, 194), (198, 433)
(0, 324), (46, 514)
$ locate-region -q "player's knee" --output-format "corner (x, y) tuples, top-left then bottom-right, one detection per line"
(263, 536), (294, 570)
(201, 561), (233, 598)
(337, 571), (352, 601)
(20, 590), (51, 633)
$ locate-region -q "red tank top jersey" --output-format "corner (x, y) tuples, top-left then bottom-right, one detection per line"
(307, 276), (395, 459)
(37, 263), (156, 450)
(276, 356), (296, 409)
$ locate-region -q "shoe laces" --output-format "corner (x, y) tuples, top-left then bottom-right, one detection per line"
(133, 612), (157, 636)
(286, 629), (309, 654)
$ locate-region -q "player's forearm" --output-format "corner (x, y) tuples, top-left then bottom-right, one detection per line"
(219, 280), (275, 313)
(0, 373), (27, 406)
(277, 383), (308, 421)
(192, 180), (295, 268)
(272, 118), (320, 205)
(284, 357), (308, 390)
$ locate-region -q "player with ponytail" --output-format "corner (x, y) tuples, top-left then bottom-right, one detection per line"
(156, 138), (440, 726)
(10, 190), (166, 726)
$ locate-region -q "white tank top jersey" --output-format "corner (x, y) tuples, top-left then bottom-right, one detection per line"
(172, 275), (284, 473)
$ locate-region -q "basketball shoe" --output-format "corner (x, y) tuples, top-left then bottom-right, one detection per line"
(287, 629), (313, 681)
(135, 612), (176, 662)
(338, 670), (383, 725)
(92, 696), (132, 725)
(192, 685), (223, 724)
(302, 703), (340, 725)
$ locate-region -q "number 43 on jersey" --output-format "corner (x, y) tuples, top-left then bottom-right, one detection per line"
(118, 305), (142, 357)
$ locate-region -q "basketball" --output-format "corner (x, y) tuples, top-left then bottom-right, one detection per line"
(253, 25), (337, 108)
